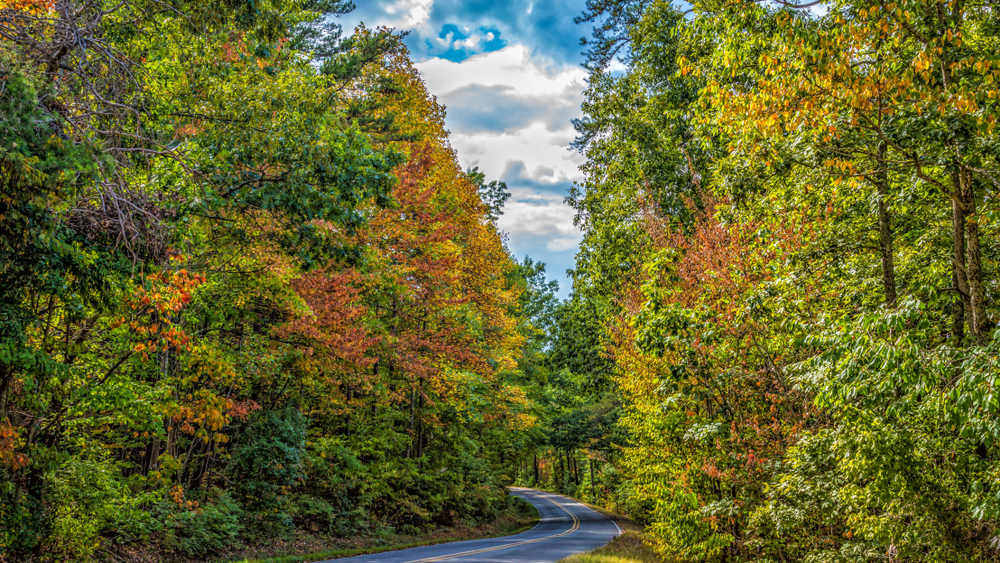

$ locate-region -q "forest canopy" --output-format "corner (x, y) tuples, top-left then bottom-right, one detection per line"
(6, 0), (1000, 562)
(0, 1), (557, 560)
(544, 0), (1000, 561)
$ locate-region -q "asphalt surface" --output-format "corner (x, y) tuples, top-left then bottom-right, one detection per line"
(321, 488), (620, 563)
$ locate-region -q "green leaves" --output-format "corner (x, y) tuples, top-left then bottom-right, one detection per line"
(569, 0), (1000, 559)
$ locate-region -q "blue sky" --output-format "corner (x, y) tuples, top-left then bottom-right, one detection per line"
(340, 0), (592, 298)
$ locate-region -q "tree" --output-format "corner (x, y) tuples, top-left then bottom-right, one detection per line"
(467, 166), (511, 225)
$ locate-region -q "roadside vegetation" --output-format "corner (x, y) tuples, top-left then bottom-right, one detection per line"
(0, 1), (555, 561)
(561, 534), (665, 563)
(559, 506), (665, 563)
(232, 497), (539, 563)
(520, 0), (1000, 561)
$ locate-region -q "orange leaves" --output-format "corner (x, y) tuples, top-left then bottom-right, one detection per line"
(0, 420), (29, 470)
(166, 389), (237, 440)
(0, 0), (53, 15)
(119, 266), (204, 361)
(169, 485), (200, 510)
(127, 268), (204, 317)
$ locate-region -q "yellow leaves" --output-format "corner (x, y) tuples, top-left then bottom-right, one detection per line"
(0, 0), (53, 15)
(823, 158), (857, 176)
(949, 94), (978, 114)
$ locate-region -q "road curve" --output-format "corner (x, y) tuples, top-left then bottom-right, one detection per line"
(319, 488), (620, 563)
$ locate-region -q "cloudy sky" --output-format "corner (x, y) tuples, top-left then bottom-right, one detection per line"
(341, 0), (592, 298)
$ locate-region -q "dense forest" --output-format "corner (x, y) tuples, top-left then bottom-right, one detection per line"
(0, 1), (558, 561)
(4, 0), (1000, 562)
(525, 0), (1000, 561)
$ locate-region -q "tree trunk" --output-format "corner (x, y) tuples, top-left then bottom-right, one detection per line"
(534, 454), (539, 485)
(952, 195), (969, 344)
(589, 458), (597, 503)
(875, 142), (897, 307)
(148, 426), (162, 473)
(0, 363), (11, 420)
(959, 167), (987, 342)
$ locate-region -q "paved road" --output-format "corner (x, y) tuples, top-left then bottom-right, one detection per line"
(321, 488), (620, 563)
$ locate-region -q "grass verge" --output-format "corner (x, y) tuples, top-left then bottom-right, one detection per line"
(550, 495), (666, 563)
(226, 496), (539, 563)
(558, 531), (665, 563)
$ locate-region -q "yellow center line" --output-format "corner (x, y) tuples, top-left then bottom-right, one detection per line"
(399, 494), (581, 563)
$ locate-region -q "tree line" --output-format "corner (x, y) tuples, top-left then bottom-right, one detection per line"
(530, 0), (1000, 561)
(0, 1), (561, 560)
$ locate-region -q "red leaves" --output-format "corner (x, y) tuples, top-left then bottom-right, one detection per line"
(121, 267), (204, 361)
(279, 269), (378, 379)
(0, 420), (29, 470)
(226, 400), (261, 422)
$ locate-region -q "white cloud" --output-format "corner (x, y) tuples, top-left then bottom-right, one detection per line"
(428, 28), (500, 57)
(410, 39), (587, 287)
(416, 44), (587, 99)
(498, 189), (582, 252)
(450, 123), (585, 185)
(607, 57), (629, 73)
(416, 45), (587, 184)
(382, 0), (434, 29)
(415, 46), (587, 185)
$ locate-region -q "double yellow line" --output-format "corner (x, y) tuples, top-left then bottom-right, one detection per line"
(401, 493), (581, 563)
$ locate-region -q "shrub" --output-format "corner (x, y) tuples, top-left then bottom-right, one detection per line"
(160, 491), (243, 558)
(229, 408), (307, 514)
(43, 456), (152, 561)
(288, 493), (368, 537)
(0, 482), (45, 558)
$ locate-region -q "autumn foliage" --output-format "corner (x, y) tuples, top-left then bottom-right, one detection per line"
(561, 0), (1000, 560)
(0, 6), (536, 562)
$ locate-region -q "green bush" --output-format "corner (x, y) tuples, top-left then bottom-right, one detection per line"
(289, 493), (368, 536)
(160, 492), (243, 558)
(296, 437), (373, 535)
(43, 456), (152, 561)
(0, 484), (45, 557)
(229, 408), (307, 516)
